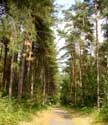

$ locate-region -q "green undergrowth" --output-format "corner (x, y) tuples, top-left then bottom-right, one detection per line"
(97, 106), (108, 123)
(0, 97), (47, 125)
(62, 105), (95, 116)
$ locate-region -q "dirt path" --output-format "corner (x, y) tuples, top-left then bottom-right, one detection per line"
(19, 107), (74, 125)
(49, 107), (74, 125)
(19, 107), (107, 125)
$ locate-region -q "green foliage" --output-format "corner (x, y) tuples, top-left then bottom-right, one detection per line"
(0, 2), (58, 124)
(97, 105), (108, 122)
(0, 97), (29, 125)
(60, 74), (71, 105)
(0, 96), (47, 125)
(96, 74), (108, 121)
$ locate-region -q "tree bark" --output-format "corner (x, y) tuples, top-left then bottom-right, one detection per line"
(0, 44), (3, 61)
(42, 67), (46, 105)
(2, 43), (8, 89)
(31, 65), (34, 98)
(79, 44), (84, 105)
(24, 60), (31, 97)
(95, 0), (100, 112)
(106, 52), (108, 76)
(71, 42), (76, 105)
(9, 55), (15, 100)
(18, 51), (25, 101)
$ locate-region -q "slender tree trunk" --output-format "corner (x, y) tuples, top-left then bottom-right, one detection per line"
(73, 44), (76, 105)
(31, 76), (34, 98)
(70, 56), (73, 102)
(95, 0), (100, 112)
(71, 42), (76, 105)
(9, 55), (15, 100)
(0, 44), (3, 87)
(106, 52), (108, 76)
(0, 44), (3, 61)
(43, 67), (46, 105)
(47, 70), (50, 98)
(79, 44), (83, 104)
(31, 65), (34, 98)
(2, 44), (8, 89)
(70, 50), (75, 104)
(27, 61), (31, 95)
(18, 52), (25, 101)
(5, 56), (11, 92)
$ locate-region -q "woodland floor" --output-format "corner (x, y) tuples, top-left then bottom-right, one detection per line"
(19, 106), (108, 125)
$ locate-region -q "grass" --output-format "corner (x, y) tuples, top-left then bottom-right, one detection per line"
(19, 109), (52, 125)
(97, 106), (108, 122)
(0, 97), (47, 125)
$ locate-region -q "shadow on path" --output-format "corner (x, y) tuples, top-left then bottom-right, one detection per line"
(49, 107), (75, 125)
(53, 108), (72, 119)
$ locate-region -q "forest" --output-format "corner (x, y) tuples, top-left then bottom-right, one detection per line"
(0, 0), (108, 125)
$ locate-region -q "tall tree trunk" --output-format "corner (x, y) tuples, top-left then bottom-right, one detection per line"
(2, 43), (8, 89)
(73, 44), (76, 105)
(27, 61), (31, 95)
(71, 42), (76, 105)
(0, 44), (3, 87)
(18, 51), (25, 101)
(70, 55), (73, 102)
(79, 44), (84, 105)
(31, 65), (34, 98)
(9, 55), (15, 100)
(0, 44), (3, 61)
(42, 67), (46, 105)
(95, 0), (100, 112)
(106, 51), (108, 76)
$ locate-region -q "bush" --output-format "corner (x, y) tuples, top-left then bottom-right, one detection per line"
(0, 97), (45, 125)
(98, 106), (108, 122)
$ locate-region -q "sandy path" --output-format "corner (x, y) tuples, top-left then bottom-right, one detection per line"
(19, 107), (74, 125)
(49, 107), (74, 125)
(19, 107), (107, 125)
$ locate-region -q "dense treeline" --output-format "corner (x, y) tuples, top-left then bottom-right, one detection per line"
(1, 0), (108, 124)
(0, 0), (58, 104)
(60, 0), (108, 120)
